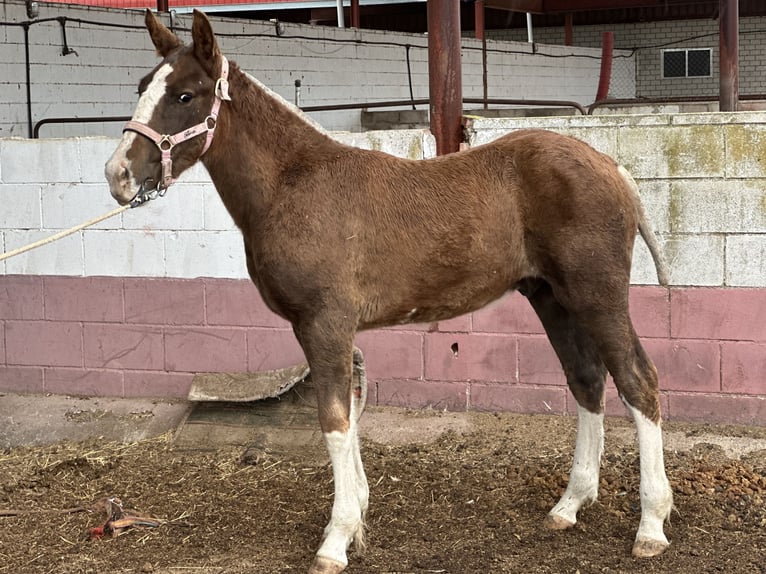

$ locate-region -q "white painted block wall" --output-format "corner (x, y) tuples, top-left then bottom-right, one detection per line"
(2, 113), (764, 288)
(0, 0), (633, 138)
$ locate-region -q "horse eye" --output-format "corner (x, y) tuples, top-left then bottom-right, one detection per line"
(178, 93), (194, 104)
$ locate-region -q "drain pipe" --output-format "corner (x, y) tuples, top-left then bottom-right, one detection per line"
(336, 0), (345, 27)
(596, 31), (614, 101)
(23, 22), (33, 138)
(526, 13), (533, 43)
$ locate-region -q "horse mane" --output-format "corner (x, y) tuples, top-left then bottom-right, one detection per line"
(226, 60), (329, 137)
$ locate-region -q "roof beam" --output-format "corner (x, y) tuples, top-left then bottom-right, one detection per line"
(484, 0), (713, 14)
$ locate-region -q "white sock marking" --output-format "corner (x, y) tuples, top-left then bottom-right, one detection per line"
(625, 403), (673, 546)
(549, 406), (604, 524)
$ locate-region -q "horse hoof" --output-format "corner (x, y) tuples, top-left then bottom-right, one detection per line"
(632, 538), (669, 558)
(308, 556), (346, 574)
(543, 514), (574, 530)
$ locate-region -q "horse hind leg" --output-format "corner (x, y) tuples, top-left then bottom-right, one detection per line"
(619, 341), (674, 558)
(295, 324), (368, 574)
(522, 280), (607, 530)
(568, 300), (673, 557)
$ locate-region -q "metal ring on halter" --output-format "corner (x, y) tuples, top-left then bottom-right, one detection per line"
(205, 115), (217, 130)
(157, 136), (174, 152)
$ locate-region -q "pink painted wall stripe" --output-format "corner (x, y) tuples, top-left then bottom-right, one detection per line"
(0, 275), (763, 426)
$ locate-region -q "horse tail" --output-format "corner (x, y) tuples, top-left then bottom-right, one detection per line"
(618, 165), (669, 287)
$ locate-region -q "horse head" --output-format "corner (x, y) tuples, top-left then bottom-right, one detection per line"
(105, 9), (229, 205)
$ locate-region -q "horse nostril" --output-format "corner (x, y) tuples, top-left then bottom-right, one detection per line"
(121, 167), (130, 180)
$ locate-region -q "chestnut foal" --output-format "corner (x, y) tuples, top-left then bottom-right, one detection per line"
(106, 10), (673, 572)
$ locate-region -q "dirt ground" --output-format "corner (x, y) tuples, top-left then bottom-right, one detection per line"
(1, 408), (765, 574)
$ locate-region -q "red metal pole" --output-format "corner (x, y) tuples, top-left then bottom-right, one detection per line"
(475, 0), (484, 41)
(595, 31), (613, 101)
(351, 0), (360, 28)
(428, 0), (463, 155)
(719, 0), (739, 111)
(564, 13), (573, 46)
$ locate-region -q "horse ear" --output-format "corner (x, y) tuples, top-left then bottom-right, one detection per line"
(145, 9), (181, 57)
(191, 10), (221, 76)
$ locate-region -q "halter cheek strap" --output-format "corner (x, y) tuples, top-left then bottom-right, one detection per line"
(123, 57), (231, 199)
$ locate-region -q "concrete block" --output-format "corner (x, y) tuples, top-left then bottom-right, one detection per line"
(0, 275), (43, 320)
(0, 138), (80, 183)
(122, 183), (205, 231)
(0, 184), (41, 229)
(124, 370), (194, 398)
(79, 137), (122, 183)
(377, 379), (468, 411)
(618, 125), (725, 179)
(334, 129), (433, 160)
(725, 124), (766, 178)
(666, 392), (766, 425)
(6, 320), (83, 368)
(83, 230), (165, 277)
(435, 313), (471, 333)
(636, 180), (670, 234)
(518, 336), (565, 386)
(44, 276), (124, 322)
(355, 330), (424, 380)
(247, 328), (305, 372)
(669, 180), (766, 233)
(44, 367), (124, 397)
(472, 292), (544, 335)
(424, 332), (517, 383)
(631, 237), (664, 286)
(206, 278), (289, 328)
(202, 186), (237, 231)
(4, 230), (83, 276)
(663, 235), (724, 286)
(42, 183), (119, 230)
(721, 342), (766, 395)
(671, 287), (766, 342)
(0, 366), (44, 394)
(726, 235), (766, 288)
(470, 383), (567, 414)
(630, 286), (670, 338)
(165, 326), (248, 373)
(164, 231), (247, 279)
(84, 324), (164, 370)
(643, 339), (720, 393)
(124, 278), (205, 326)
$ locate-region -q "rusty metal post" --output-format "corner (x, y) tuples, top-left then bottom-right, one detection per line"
(564, 13), (573, 46)
(474, 0), (484, 41)
(719, 0), (739, 111)
(157, 0), (169, 12)
(428, 0), (462, 155)
(350, 0), (360, 28)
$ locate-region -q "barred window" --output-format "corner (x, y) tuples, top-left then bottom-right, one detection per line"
(662, 48), (712, 78)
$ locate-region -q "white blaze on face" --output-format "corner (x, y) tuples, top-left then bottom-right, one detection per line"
(105, 64), (174, 200)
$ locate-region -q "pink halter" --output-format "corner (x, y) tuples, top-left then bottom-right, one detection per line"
(124, 57), (231, 202)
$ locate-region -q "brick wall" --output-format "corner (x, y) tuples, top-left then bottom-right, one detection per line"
(1, 115), (765, 425)
(0, 0), (630, 137)
(490, 16), (766, 100)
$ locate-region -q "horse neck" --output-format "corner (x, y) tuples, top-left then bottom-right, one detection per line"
(201, 63), (339, 228)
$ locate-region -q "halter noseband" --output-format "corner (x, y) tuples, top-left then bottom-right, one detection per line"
(123, 57), (231, 206)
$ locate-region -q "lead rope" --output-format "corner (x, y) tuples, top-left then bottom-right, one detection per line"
(0, 203), (134, 263)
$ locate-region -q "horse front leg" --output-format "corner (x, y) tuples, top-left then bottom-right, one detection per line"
(297, 328), (368, 574)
